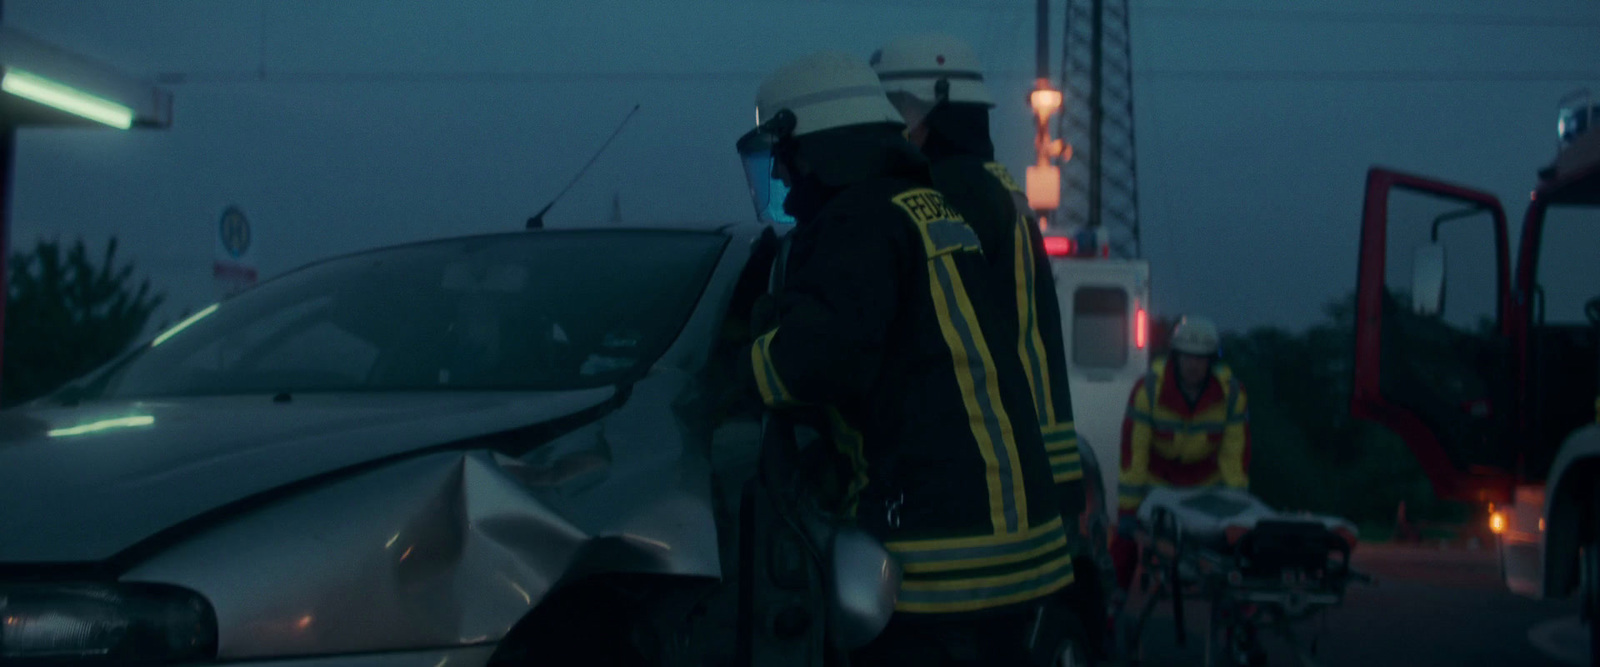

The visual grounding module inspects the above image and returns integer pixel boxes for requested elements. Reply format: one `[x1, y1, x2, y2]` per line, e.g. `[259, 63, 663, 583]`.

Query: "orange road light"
[1026, 80, 1069, 214]
[1030, 88, 1062, 121]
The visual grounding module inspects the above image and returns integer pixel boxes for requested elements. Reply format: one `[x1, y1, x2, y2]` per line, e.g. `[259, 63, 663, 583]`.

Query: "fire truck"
[1349, 90, 1600, 660]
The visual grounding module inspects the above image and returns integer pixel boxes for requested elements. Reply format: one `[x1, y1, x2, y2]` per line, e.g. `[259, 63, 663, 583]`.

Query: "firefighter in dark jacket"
[871, 33, 1084, 508]
[738, 51, 1074, 665]
[871, 33, 1103, 656]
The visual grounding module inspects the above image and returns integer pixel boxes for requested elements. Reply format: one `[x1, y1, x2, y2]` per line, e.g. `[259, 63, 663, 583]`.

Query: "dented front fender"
[121, 372, 722, 661]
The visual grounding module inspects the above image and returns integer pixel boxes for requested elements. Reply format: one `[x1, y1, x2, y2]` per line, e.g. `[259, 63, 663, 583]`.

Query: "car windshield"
[83, 230, 725, 398]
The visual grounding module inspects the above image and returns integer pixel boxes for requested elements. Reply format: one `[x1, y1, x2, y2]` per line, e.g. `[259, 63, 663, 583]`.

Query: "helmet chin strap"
[902, 78, 951, 142]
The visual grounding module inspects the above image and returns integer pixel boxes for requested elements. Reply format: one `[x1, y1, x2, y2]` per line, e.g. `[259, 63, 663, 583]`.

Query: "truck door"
[1351, 168, 1516, 503]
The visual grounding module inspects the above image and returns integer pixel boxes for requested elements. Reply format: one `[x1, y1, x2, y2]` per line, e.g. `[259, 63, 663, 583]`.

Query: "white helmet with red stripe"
[1171, 316, 1221, 356]
[869, 33, 996, 108]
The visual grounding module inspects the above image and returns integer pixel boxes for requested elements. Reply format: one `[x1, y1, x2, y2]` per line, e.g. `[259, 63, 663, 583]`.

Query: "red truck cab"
[1350, 91, 1600, 660]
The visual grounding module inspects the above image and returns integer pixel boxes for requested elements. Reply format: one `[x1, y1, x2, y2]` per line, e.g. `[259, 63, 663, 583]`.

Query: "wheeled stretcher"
[1121, 487, 1374, 667]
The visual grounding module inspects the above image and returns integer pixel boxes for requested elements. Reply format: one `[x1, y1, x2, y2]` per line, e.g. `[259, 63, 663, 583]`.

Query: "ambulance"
[1043, 224, 1153, 525]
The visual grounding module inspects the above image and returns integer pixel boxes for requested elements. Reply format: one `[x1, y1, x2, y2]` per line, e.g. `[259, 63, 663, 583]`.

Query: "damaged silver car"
[0, 224, 1107, 665]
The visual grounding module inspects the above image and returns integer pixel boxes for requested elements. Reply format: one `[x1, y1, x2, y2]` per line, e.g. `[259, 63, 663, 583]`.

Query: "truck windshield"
[1534, 205, 1599, 325]
[80, 231, 725, 398]
[1527, 203, 1600, 469]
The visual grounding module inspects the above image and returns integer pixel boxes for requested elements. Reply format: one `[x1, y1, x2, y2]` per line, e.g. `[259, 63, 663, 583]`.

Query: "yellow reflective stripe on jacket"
[989, 160, 1055, 427]
[888, 515, 1075, 614]
[895, 553, 1074, 614]
[1119, 372, 1155, 509]
[983, 161, 1025, 194]
[1132, 409, 1230, 434]
[751, 329, 800, 407]
[1044, 422, 1082, 483]
[1012, 218, 1056, 426]
[894, 187, 1029, 535]
[888, 516, 1069, 574]
[990, 163, 1075, 486]
[926, 254, 1028, 534]
[1134, 360, 1246, 471]
[1118, 484, 1150, 511]
[825, 408, 870, 519]
[1144, 386, 1231, 433]
[1050, 452, 1083, 484]
[1120, 396, 1153, 478]
[1043, 422, 1077, 453]
[1219, 379, 1250, 488]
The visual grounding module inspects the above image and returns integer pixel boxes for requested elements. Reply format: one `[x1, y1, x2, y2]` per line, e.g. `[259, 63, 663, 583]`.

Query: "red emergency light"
[1135, 307, 1148, 349]
[1043, 233, 1113, 259]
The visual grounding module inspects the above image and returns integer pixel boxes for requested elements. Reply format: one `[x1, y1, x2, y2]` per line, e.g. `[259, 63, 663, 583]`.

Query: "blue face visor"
[736, 127, 796, 225]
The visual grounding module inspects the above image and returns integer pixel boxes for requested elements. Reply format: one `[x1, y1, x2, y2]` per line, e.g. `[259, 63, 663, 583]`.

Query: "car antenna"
[526, 104, 642, 230]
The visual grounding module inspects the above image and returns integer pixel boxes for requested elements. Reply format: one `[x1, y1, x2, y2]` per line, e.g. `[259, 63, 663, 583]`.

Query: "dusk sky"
[6, 0, 1598, 332]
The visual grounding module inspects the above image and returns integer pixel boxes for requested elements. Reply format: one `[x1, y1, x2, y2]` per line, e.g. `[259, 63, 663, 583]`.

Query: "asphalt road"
[1125, 543, 1585, 667]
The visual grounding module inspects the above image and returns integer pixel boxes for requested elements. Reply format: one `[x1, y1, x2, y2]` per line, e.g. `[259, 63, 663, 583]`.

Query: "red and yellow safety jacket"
[1117, 357, 1251, 514]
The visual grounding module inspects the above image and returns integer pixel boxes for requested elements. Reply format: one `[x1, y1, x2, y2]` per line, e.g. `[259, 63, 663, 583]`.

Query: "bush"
[3, 238, 164, 406]
[1199, 294, 1469, 527]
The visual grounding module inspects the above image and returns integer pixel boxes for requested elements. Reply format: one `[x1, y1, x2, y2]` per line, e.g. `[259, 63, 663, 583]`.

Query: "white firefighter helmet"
[869, 33, 995, 108]
[1171, 316, 1221, 356]
[755, 51, 905, 138]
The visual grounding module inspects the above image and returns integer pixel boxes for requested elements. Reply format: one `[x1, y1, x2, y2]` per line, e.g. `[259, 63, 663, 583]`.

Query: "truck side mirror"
[1411, 243, 1447, 316]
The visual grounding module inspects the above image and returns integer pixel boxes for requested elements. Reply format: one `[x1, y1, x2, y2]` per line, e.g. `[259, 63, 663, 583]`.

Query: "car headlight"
[0, 583, 216, 665]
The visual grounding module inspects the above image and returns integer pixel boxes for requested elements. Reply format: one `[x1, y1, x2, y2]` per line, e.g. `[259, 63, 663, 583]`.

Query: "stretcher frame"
[1120, 503, 1375, 667]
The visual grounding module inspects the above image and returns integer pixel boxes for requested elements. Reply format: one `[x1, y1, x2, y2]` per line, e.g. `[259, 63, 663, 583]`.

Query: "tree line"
[1149, 300, 1467, 528]
[2, 238, 165, 406]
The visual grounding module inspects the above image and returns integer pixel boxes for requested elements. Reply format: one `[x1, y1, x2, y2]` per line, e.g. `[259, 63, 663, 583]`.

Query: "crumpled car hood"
[0, 389, 616, 564]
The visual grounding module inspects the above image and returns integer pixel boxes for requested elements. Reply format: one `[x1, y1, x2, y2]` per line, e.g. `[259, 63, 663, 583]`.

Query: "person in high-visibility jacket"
[1109, 316, 1251, 592]
[870, 32, 1084, 513]
[738, 51, 1074, 665]
[870, 33, 1100, 660]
